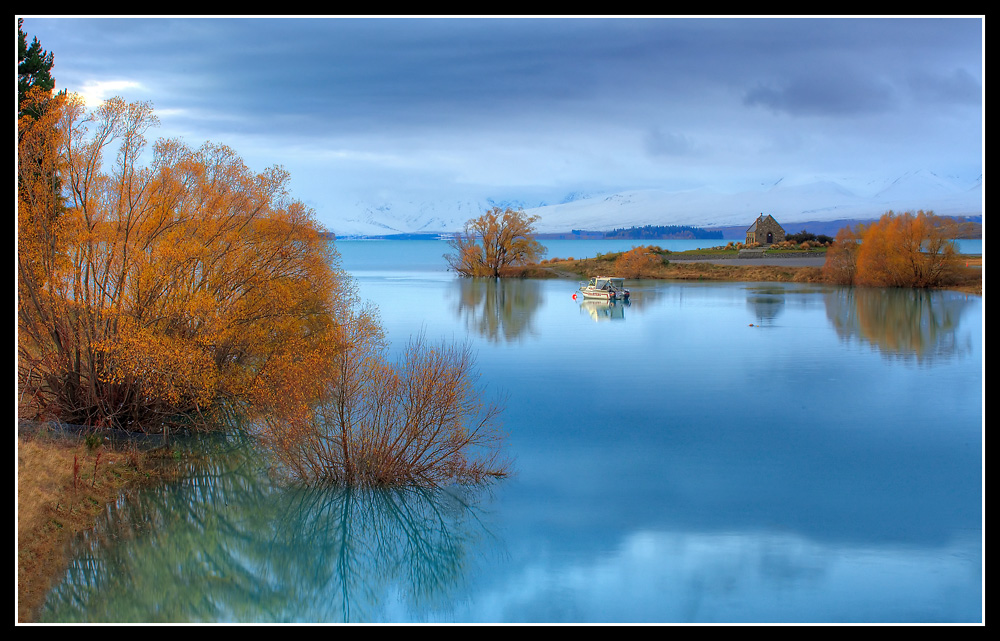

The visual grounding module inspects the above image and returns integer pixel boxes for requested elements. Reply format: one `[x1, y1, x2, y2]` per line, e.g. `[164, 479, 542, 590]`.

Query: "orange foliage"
[18, 88, 68, 300]
[822, 211, 960, 288]
[613, 245, 664, 278]
[445, 206, 545, 277]
[19, 92, 510, 487]
[821, 225, 864, 285]
[18, 93, 344, 432]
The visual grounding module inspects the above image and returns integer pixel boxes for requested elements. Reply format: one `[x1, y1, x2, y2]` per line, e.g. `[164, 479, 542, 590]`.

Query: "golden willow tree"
[18, 91, 508, 487]
[822, 211, 961, 288]
[18, 91, 340, 431]
[445, 206, 545, 277]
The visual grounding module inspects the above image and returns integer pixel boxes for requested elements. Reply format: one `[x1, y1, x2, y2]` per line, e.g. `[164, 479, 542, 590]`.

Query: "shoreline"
[524, 251, 982, 295]
[16, 425, 182, 623]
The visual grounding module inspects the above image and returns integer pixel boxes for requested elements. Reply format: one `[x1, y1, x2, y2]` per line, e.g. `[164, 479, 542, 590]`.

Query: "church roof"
[746, 214, 783, 232]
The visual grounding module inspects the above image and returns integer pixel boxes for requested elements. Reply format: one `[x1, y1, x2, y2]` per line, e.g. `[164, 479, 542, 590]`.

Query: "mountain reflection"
[41, 436, 499, 623]
[823, 287, 975, 362]
[450, 278, 542, 342]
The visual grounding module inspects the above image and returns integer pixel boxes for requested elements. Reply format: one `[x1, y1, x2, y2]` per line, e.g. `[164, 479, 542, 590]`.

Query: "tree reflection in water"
[824, 287, 975, 362]
[745, 286, 788, 327]
[450, 278, 542, 343]
[40, 434, 501, 623]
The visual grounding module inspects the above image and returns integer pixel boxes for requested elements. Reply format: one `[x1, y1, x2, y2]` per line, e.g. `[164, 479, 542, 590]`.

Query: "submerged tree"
[256, 329, 509, 487]
[445, 206, 545, 277]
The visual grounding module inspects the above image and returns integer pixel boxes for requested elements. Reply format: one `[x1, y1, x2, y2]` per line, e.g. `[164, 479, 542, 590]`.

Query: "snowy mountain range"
[325, 170, 982, 237]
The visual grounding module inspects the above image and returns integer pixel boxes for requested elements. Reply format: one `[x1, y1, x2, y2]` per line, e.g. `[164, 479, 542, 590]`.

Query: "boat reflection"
[579, 298, 629, 322]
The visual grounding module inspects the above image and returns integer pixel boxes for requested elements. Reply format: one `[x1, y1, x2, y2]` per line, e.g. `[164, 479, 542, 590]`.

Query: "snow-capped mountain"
[324, 171, 982, 237]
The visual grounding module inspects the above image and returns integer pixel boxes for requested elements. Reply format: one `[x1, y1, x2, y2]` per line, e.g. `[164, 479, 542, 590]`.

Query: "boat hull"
[580, 288, 628, 300]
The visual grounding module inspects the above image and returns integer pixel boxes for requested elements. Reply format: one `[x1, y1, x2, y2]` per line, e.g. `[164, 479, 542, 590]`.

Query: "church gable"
[745, 214, 785, 245]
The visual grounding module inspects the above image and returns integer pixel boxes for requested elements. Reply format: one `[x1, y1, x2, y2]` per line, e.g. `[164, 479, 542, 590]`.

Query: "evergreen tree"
[18, 18, 56, 120]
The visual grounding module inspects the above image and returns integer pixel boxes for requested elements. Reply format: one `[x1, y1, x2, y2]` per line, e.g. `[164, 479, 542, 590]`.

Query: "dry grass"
[16, 432, 176, 623]
[531, 256, 827, 284]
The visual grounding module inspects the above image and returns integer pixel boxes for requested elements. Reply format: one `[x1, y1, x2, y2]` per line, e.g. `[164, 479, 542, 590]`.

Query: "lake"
[40, 239, 983, 623]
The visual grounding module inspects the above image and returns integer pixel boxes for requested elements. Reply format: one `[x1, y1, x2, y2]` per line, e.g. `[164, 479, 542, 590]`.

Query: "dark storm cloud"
[644, 128, 696, 157]
[26, 17, 982, 128]
[742, 70, 898, 117]
[20, 16, 983, 222]
[906, 68, 982, 106]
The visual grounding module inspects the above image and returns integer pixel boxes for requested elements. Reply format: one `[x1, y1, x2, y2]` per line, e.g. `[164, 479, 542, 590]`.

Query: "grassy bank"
[16, 431, 181, 623]
[525, 257, 827, 284]
[520, 247, 982, 295]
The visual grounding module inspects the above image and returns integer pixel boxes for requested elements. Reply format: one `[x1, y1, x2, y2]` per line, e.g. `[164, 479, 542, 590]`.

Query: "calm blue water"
[41, 240, 983, 623]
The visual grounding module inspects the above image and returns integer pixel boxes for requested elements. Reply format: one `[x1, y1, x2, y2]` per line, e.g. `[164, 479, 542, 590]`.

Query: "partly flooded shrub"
[257, 331, 509, 488]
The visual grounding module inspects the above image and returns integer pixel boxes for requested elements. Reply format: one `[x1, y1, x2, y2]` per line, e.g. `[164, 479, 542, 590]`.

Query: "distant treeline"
[602, 225, 723, 240]
[544, 225, 723, 240]
[947, 216, 983, 239]
[321, 215, 981, 242]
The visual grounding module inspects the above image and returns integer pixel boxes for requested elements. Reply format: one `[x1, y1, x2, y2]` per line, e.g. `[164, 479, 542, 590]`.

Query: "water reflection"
[823, 287, 975, 362]
[745, 286, 787, 326]
[450, 278, 542, 342]
[36, 276, 982, 623]
[579, 299, 629, 322]
[41, 436, 501, 623]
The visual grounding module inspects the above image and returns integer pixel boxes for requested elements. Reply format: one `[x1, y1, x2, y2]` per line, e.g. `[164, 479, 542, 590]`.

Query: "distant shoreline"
[322, 214, 982, 242]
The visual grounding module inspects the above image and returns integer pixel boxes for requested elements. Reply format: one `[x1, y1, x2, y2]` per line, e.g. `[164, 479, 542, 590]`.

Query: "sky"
[20, 16, 984, 232]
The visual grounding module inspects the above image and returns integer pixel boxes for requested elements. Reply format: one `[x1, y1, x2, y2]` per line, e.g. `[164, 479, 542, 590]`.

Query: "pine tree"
[18, 18, 56, 121]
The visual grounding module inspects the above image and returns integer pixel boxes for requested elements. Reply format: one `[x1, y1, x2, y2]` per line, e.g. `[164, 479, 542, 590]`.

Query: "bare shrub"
[256, 331, 509, 487]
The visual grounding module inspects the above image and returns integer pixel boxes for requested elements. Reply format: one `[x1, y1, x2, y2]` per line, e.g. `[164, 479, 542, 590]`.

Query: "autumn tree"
[613, 245, 666, 278]
[821, 224, 865, 285]
[822, 211, 960, 288]
[18, 92, 510, 487]
[17, 19, 64, 258]
[18, 92, 345, 431]
[445, 206, 545, 277]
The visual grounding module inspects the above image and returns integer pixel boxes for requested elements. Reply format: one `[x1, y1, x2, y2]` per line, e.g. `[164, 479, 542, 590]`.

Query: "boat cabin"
[580, 276, 630, 300]
[586, 277, 625, 291]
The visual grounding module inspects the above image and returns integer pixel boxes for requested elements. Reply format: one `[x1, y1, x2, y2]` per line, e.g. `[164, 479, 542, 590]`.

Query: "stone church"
[745, 214, 785, 246]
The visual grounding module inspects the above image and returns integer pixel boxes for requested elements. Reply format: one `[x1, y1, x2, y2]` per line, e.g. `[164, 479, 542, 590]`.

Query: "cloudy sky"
[21, 16, 983, 231]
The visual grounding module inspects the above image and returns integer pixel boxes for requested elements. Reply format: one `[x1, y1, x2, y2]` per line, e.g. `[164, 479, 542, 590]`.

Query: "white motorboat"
[579, 276, 630, 301]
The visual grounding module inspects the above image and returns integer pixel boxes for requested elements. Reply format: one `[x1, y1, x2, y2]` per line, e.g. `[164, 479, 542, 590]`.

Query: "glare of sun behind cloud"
[77, 80, 144, 106]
